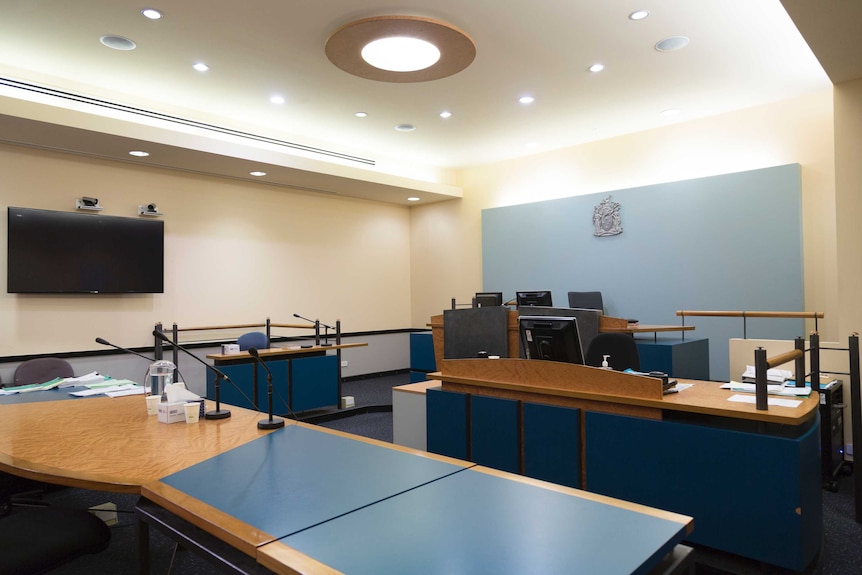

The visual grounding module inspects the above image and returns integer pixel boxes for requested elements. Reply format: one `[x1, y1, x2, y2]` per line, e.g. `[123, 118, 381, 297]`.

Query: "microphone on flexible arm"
[152, 330, 231, 420]
[248, 347, 285, 430]
[95, 337, 156, 363]
[96, 337, 189, 395]
[293, 313, 335, 346]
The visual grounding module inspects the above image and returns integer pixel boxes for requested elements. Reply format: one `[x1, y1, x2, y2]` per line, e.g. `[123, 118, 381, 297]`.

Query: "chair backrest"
[237, 331, 268, 351]
[585, 333, 641, 371]
[13, 358, 74, 386]
[568, 291, 604, 311]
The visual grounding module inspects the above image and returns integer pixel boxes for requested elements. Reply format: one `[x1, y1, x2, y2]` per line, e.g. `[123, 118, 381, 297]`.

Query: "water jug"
[147, 359, 176, 398]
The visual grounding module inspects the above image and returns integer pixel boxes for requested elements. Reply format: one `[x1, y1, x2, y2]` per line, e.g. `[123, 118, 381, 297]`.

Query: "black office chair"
[585, 333, 641, 371]
[13, 358, 74, 386]
[568, 291, 604, 311]
[0, 479, 112, 574]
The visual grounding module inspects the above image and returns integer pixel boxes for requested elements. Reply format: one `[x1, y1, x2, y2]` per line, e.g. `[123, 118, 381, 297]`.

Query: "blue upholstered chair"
[237, 331, 268, 351]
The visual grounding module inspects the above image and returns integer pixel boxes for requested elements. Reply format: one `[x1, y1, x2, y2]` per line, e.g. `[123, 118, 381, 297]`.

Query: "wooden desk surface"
[0, 395, 274, 493]
[206, 342, 367, 361]
[430, 358, 819, 426]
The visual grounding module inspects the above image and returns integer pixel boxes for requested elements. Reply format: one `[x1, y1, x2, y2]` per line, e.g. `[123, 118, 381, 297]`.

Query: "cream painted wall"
[834, 77, 862, 341]
[410, 89, 838, 342]
[1, 144, 412, 356]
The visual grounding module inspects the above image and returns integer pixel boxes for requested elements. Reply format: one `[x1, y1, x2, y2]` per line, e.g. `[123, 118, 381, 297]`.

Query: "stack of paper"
[740, 365, 793, 384]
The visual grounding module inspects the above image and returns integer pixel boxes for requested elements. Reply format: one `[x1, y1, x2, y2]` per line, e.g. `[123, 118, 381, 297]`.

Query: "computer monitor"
[519, 316, 584, 365]
[474, 292, 504, 307]
[516, 290, 553, 307]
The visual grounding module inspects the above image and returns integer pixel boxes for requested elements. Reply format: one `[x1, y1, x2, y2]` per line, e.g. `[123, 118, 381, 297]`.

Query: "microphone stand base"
[205, 409, 231, 420]
[258, 417, 285, 430]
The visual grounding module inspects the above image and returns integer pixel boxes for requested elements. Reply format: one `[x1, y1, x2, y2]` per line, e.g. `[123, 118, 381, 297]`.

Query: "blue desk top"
[159, 424, 468, 537]
[281, 468, 688, 575]
[0, 386, 88, 404]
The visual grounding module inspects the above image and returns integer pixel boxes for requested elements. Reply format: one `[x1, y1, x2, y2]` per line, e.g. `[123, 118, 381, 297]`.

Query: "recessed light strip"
[0, 77, 376, 166]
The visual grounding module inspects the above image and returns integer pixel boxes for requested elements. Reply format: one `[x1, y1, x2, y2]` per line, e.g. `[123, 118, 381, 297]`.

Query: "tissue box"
[221, 344, 240, 355]
[157, 401, 187, 424]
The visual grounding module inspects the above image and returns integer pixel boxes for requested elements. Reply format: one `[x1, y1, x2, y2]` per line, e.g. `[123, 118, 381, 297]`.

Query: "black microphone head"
[152, 330, 170, 342]
[247, 347, 260, 359]
[293, 313, 301, 318]
[95, 337, 110, 346]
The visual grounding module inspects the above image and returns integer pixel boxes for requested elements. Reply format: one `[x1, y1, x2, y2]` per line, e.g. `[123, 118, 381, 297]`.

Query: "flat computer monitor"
[516, 290, 553, 307]
[519, 316, 584, 365]
[474, 292, 504, 307]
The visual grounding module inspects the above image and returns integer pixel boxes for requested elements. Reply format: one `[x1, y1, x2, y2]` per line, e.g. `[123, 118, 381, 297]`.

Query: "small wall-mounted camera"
[75, 197, 103, 211]
[138, 203, 163, 217]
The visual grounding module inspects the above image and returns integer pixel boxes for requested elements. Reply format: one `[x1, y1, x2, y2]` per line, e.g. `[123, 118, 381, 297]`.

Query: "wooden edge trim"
[471, 466, 694, 534]
[766, 349, 804, 369]
[293, 421, 471, 468]
[258, 541, 345, 575]
[676, 310, 824, 319]
[142, 481, 276, 557]
[0, 460, 138, 494]
[176, 323, 267, 332]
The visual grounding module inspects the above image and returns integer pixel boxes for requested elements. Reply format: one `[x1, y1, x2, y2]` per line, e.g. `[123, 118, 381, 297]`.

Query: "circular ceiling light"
[519, 95, 535, 104]
[249, 171, 267, 177]
[362, 37, 440, 72]
[588, 63, 605, 73]
[407, 197, 421, 202]
[326, 15, 476, 83]
[439, 111, 452, 119]
[128, 150, 150, 157]
[141, 8, 162, 20]
[629, 10, 650, 21]
[193, 62, 210, 72]
[395, 123, 416, 132]
[655, 36, 690, 52]
[100, 35, 136, 50]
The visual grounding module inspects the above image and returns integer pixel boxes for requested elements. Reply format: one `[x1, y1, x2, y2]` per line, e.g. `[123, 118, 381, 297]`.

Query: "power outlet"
[90, 502, 118, 526]
[341, 360, 348, 368]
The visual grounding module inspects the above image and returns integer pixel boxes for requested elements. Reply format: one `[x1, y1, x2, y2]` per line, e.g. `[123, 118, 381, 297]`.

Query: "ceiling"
[0, 1, 857, 205]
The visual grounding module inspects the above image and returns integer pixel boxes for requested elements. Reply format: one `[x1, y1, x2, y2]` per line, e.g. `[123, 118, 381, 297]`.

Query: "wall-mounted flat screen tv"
[7, 207, 164, 294]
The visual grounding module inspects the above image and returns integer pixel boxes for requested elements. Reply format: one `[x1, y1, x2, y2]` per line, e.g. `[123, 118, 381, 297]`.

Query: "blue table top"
[159, 424, 469, 537]
[0, 386, 89, 404]
[281, 468, 688, 575]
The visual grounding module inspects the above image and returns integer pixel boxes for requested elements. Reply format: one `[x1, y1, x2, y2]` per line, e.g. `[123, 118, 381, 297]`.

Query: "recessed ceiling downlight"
[395, 123, 416, 132]
[129, 150, 149, 157]
[407, 197, 421, 202]
[362, 37, 441, 72]
[141, 8, 162, 20]
[655, 36, 690, 52]
[250, 171, 267, 177]
[100, 35, 136, 50]
[629, 10, 650, 20]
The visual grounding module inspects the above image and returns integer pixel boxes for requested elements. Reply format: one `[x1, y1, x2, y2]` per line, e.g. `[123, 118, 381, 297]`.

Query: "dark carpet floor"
[22, 372, 862, 574]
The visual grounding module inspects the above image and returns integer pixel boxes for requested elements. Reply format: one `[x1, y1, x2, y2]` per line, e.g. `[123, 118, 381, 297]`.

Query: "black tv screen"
[7, 207, 164, 294]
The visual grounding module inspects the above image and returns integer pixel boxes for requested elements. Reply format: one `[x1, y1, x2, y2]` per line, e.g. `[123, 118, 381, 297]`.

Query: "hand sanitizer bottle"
[601, 355, 612, 370]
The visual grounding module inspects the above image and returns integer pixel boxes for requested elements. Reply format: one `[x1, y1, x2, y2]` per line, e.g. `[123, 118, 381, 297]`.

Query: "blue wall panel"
[523, 402, 580, 488]
[290, 355, 338, 412]
[426, 388, 469, 460]
[482, 165, 804, 381]
[471, 395, 520, 473]
[584, 411, 822, 572]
